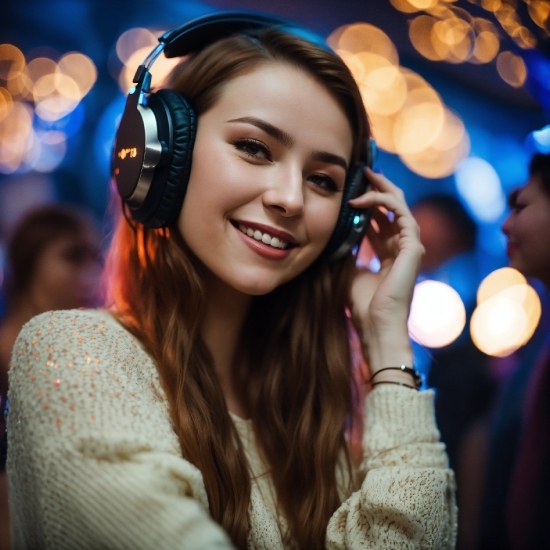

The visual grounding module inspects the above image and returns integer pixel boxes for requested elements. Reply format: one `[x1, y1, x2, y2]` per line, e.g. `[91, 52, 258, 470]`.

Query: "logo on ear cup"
[117, 148, 138, 160]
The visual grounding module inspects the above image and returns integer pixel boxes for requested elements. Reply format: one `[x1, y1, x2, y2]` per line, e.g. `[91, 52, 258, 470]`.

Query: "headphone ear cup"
[136, 89, 197, 227]
[322, 163, 370, 262]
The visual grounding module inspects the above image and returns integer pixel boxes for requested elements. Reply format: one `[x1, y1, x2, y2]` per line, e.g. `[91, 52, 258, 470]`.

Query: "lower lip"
[506, 243, 518, 257]
[234, 226, 293, 260]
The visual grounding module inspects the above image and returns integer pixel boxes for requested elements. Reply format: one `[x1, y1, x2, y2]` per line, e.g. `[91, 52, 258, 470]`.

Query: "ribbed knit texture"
[7, 310, 457, 549]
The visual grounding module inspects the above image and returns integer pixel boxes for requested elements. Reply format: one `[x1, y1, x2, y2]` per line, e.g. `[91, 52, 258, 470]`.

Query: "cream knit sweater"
[7, 309, 457, 549]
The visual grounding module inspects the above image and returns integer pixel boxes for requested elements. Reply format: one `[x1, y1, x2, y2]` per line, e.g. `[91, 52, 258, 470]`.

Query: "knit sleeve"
[6, 310, 235, 550]
[326, 385, 457, 549]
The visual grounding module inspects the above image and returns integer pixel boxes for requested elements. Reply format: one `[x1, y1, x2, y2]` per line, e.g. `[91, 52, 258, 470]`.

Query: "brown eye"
[233, 139, 271, 161]
[308, 173, 338, 193]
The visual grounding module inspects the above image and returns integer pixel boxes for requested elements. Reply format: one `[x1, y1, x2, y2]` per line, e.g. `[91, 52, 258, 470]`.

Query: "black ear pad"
[321, 163, 370, 262]
[133, 89, 197, 227]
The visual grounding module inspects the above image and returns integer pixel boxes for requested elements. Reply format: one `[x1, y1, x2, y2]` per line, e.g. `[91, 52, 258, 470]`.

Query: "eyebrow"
[227, 116, 348, 170]
[228, 117, 295, 148]
[311, 150, 348, 171]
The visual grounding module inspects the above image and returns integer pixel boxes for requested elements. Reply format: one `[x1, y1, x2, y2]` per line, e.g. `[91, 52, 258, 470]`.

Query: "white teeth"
[237, 223, 289, 249]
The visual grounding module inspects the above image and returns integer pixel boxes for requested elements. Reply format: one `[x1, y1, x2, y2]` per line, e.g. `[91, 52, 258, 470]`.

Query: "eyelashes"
[231, 138, 340, 193]
[233, 138, 271, 161]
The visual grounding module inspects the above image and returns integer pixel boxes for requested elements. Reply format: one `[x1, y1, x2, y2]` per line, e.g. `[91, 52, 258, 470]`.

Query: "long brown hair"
[105, 29, 370, 550]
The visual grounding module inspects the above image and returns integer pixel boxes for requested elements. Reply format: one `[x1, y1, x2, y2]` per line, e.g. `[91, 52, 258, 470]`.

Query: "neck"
[201, 273, 252, 418]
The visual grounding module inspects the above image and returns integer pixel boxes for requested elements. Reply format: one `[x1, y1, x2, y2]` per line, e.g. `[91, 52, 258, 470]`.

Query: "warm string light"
[390, 0, 545, 89]
[328, 24, 470, 178]
[0, 44, 96, 174]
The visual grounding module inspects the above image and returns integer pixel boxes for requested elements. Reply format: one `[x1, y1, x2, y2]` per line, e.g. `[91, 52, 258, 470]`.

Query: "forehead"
[516, 174, 547, 200]
[222, 62, 348, 116]
[210, 62, 354, 155]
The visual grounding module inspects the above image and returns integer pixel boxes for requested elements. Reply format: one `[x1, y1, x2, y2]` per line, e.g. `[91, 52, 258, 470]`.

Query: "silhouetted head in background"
[412, 194, 477, 273]
[503, 152, 550, 289]
[3, 204, 103, 313]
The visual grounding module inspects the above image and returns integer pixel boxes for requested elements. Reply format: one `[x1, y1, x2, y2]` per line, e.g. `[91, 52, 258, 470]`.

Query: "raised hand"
[348, 168, 424, 382]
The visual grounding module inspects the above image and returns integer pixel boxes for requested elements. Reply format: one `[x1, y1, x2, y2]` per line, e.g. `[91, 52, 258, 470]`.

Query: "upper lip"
[231, 219, 298, 245]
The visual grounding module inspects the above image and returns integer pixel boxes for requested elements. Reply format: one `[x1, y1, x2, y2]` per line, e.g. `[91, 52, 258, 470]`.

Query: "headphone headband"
[160, 12, 294, 58]
[133, 11, 333, 93]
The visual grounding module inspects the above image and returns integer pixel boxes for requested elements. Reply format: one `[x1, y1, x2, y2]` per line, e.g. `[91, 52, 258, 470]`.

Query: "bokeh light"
[471, 267, 542, 357]
[496, 51, 528, 87]
[328, 23, 399, 65]
[527, 0, 550, 33]
[454, 157, 506, 222]
[531, 125, 550, 153]
[0, 87, 13, 121]
[118, 46, 180, 93]
[476, 267, 526, 303]
[116, 28, 158, 64]
[408, 280, 467, 348]
[0, 44, 26, 81]
[58, 53, 97, 95]
[471, 292, 528, 356]
[334, 24, 470, 178]
[0, 42, 96, 173]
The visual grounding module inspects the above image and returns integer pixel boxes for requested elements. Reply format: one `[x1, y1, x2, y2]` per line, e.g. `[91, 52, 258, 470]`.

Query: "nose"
[262, 165, 304, 217]
[502, 212, 512, 237]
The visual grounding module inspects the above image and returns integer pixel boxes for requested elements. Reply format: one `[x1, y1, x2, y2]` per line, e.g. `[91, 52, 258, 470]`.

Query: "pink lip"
[232, 219, 298, 245]
[506, 242, 518, 257]
[232, 223, 294, 261]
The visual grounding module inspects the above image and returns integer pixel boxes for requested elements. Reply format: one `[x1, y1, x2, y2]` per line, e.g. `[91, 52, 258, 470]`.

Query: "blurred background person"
[0, 204, 103, 550]
[472, 152, 550, 550]
[411, 194, 495, 472]
[411, 194, 497, 549]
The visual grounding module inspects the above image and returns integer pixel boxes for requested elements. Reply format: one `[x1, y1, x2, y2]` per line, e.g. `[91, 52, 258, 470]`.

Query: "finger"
[370, 206, 395, 235]
[363, 167, 405, 195]
[349, 169, 410, 211]
[349, 190, 411, 221]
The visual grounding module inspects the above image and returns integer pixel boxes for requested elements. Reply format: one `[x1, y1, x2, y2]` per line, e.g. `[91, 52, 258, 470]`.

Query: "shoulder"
[9, 310, 177, 458]
[8, 309, 167, 437]
[11, 309, 153, 380]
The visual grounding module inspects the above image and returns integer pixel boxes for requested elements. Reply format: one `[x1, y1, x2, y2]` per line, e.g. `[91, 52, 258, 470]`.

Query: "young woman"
[6, 20, 456, 550]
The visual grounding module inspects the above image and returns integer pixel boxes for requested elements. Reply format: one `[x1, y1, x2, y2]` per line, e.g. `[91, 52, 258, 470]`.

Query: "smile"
[237, 223, 289, 249]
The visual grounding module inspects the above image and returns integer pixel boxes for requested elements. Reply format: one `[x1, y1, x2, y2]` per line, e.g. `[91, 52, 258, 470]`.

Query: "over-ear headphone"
[112, 10, 376, 262]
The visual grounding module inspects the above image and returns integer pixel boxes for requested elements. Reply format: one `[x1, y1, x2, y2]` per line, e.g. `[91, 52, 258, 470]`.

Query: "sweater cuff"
[363, 385, 441, 456]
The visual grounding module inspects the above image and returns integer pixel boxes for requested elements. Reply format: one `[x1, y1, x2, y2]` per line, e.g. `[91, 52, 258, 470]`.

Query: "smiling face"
[502, 173, 550, 286]
[178, 62, 353, 296]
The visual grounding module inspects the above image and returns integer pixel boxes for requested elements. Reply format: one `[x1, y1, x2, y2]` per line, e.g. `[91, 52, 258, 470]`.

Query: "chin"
[229, 276, 285, 296]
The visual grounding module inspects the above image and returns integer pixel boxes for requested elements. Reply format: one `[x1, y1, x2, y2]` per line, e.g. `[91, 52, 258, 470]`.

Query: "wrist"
[363, 340, 413, 375]
[368, 364, 422, 390]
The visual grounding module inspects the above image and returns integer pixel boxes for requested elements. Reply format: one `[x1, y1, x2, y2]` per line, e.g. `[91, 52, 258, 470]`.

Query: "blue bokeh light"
[454, 157, 507, 223]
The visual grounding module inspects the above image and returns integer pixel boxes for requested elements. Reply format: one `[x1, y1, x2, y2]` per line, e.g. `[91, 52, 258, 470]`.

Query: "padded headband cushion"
[142, 89, 197, 227]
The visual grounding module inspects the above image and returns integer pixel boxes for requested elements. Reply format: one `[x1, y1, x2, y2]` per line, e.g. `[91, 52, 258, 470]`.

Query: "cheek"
[306, 197, 342, 247]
